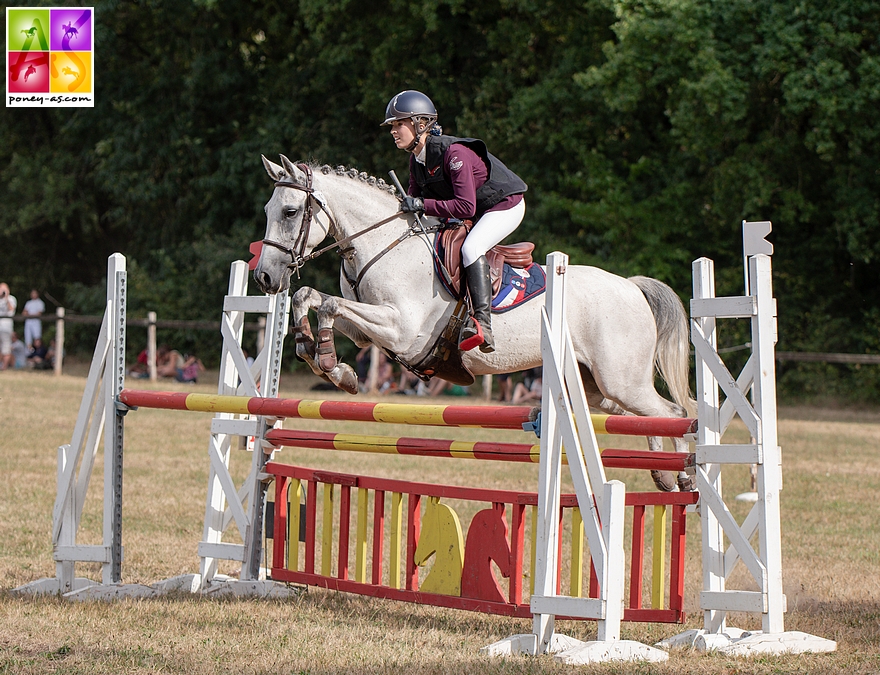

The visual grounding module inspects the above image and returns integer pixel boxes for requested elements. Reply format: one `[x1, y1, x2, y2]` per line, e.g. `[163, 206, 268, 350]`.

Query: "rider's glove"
[399, 196, 425, 214]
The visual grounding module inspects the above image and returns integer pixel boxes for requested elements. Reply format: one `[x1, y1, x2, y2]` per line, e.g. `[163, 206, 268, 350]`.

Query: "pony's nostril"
[255, 270, 273, 293]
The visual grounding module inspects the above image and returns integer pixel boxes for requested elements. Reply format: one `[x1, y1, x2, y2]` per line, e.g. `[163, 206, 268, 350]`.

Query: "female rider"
[382, 90, 527, 353]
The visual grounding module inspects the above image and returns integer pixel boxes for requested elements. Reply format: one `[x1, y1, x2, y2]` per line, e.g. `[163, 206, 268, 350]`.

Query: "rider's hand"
[399, 196, 425, 214]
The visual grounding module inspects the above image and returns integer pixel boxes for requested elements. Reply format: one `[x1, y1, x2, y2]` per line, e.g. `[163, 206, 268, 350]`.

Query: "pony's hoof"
[651, 470, 678, 492]
[331, 365, 359, 395]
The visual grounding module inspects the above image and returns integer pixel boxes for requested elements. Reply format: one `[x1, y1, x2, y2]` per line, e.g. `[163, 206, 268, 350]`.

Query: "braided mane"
[317, 164, 399, 196]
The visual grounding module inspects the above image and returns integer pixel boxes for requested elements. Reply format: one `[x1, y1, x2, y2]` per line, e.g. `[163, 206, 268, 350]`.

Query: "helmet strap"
[405, 118, 435, 153]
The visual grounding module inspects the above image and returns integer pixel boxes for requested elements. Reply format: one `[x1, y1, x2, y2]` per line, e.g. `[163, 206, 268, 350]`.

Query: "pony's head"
[254, 155, 334, 294]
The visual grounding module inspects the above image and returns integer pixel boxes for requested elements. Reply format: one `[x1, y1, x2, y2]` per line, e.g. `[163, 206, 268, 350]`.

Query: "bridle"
[261, 163, 341, 276]
[261, 163, 432, 292]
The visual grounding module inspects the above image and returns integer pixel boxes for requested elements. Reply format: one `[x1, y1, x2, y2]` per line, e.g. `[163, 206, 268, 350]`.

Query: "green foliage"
[0, 0, 878, 398]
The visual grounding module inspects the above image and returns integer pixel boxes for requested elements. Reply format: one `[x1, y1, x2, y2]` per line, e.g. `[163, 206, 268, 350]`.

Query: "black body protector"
[410, 134, 528, 218]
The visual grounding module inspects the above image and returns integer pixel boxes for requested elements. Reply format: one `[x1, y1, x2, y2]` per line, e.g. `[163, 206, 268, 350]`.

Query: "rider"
[382, 90, 528, 353]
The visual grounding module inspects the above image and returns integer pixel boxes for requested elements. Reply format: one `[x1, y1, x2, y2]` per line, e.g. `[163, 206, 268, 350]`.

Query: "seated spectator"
[156, 346, 184, 378]
[175, 355, 204, 383]
[512, 367, 542, 405]
[45, 339, 59, 370]
[10, 332, 28, 369]
[128, 348, 150, 378]
[27, 337, 51, 369]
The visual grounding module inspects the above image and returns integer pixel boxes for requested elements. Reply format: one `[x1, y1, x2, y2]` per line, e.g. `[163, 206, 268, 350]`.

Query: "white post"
[531, 251, 567, 654]
[54, 307, 65, 376]
[484, 251, 666, 664]
[147, 311, 157, 382]
[661, 221, 836, 656]
[367, 344, 380, 393]
[751, 254, 785, 634]
[102, 253, 126, 585]
[692, 256, 726, 634]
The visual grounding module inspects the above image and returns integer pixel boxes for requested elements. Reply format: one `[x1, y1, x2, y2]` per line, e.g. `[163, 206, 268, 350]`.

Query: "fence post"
[147, 311, 157, 382]
[367, 344, 380, 393]
[54, 307, 65, 376]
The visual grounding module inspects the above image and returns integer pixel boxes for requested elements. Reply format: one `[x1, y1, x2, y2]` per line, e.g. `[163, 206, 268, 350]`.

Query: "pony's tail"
[629, 276, 695, 414]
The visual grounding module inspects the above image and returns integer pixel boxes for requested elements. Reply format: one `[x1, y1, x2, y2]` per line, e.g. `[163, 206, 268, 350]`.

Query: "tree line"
[2, 0, 878, 401]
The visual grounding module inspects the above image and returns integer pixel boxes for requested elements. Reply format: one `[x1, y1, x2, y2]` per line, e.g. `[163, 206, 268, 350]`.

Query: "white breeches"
[461, 198, 526, 267]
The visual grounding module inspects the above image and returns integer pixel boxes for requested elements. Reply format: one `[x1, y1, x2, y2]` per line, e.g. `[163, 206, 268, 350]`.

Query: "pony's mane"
[316, 164, 399, 197]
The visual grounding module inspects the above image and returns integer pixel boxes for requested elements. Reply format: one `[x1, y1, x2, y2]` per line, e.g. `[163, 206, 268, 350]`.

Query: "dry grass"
[1, 367, 879, 673]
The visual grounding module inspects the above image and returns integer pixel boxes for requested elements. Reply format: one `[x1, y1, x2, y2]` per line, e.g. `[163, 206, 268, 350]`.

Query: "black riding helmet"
[382, 90, 437, 151]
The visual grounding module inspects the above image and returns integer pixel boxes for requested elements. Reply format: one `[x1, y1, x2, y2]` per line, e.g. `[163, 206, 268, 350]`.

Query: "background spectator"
[156, 345, 184, 378]
[0, 283, 17, 370]
[10, 331, 27, 369]
[27, 337, 50, 369]
[22, 289, 44, 349]
[175, 355, 204, 383]
[512, 367, 542, 404]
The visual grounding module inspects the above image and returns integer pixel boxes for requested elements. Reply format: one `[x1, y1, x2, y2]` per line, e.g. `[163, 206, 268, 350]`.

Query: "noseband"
[262, 163, 339, 275]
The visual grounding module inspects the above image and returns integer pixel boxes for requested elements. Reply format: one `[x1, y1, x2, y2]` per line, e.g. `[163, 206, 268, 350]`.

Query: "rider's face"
[390, 119, 419, 150]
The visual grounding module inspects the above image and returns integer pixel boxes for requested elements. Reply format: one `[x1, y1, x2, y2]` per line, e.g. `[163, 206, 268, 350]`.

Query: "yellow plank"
[570, 507, 584, 597]
[389, 492, 403, 589]
[287, 480, 303, 572]
[355, 488, 368, 583]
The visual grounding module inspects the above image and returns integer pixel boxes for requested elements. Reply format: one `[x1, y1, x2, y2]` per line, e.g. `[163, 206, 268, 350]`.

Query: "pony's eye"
[283, 206, 298, 219]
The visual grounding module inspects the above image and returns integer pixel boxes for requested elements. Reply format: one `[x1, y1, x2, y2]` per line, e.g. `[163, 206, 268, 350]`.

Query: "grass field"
[2, 366, 880, 674]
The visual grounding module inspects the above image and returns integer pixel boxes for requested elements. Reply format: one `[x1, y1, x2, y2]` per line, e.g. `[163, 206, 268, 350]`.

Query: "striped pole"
[264, 429, 693, 471]
[118, 389, 697, 437]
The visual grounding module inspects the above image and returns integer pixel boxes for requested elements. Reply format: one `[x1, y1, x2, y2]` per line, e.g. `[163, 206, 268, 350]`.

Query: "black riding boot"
[459, 256, 495, 353]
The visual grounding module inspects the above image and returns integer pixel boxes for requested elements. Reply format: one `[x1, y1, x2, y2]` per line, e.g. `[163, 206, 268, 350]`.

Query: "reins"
[262, 163, 410, 281]
[263, 163, 450, 300]
[262, 162, 469, 384]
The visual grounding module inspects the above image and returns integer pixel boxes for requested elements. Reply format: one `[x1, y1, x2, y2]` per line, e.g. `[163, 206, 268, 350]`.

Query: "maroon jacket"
[409, 140, 524, 220]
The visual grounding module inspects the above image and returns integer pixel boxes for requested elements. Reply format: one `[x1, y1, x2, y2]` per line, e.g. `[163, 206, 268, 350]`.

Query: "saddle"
[410, 222, 537, 388]
[437, 221, 535, 297]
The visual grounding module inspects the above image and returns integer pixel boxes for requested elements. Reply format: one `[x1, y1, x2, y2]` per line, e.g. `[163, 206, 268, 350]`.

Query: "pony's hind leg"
[584, 365, 694, 492]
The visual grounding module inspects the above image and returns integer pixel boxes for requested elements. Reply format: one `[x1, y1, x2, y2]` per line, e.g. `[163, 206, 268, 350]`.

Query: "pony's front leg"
[291, 287, 359, 394]
[290, 287, 327, 376]
[314, 295, 407, 396]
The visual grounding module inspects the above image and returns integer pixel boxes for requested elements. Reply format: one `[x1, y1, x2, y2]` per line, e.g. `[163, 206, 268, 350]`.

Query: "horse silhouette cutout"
[24, 65, 37, 82]
[21, 27, 38, 38]
[461, 504, 512, 603]
[62, 66, 79, 78]
[62, 22, 79, 40]
[413, 497, 464, 595]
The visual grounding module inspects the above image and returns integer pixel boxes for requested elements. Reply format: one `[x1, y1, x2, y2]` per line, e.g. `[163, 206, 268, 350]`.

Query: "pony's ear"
[262, 155, 284, 181]
[279, 154, 303, 182]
